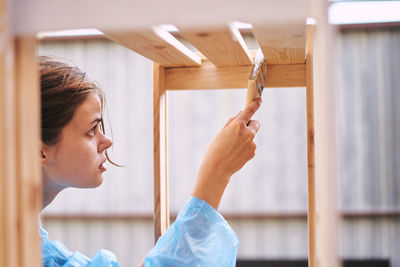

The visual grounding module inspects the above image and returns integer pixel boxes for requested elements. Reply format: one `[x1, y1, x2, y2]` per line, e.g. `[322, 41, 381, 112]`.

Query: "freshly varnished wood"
[105, 27, 201, 67]
[179, 26, 253, 66]
[252, 23, 306, 64]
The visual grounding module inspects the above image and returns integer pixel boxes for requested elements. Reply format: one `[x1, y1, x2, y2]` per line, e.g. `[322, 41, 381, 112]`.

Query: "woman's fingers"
[224, 97, 262, 129]
[235, 97, 262, 124]
[247, 120, 260, 134]
[223, 111, 242, 128]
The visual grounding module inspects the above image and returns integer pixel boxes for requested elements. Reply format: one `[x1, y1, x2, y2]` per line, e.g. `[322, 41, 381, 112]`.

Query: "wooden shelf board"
[178, 25, 253, 66]
[105, 27, 201, 67]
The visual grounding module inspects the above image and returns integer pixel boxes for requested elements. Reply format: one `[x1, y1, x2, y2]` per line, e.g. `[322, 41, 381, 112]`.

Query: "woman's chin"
[92, 176, 104, 188]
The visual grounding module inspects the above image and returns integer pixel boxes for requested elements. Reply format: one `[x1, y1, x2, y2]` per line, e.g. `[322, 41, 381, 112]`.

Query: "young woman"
[39, 56, 261, 267]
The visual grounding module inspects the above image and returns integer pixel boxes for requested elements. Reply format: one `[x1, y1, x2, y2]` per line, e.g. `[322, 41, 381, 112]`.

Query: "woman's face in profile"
[42, 93, 113, 189]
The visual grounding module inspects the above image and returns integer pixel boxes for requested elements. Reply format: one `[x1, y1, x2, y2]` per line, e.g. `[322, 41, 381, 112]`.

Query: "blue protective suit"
[41, 196, 239, 267]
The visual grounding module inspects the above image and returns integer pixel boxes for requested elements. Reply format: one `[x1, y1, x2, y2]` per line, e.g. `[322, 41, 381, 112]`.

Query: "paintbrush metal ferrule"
[251, 49, 266, 96]
[244, 48, 267, 107]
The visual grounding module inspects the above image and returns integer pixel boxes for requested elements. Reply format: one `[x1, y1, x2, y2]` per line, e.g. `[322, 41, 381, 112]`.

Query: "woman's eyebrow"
[90, 117, 102, 124]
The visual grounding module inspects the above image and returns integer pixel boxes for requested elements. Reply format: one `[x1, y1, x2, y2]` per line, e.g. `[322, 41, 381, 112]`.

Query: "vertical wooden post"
[306, 24, 316, 267]
[153, 62, 169, 242]
[14, 36, 42, 267]
[0, 2, 18, 266]
[310, 0, 340, 266]
[1, 0, 41, 265]
[1, 1, 41, 264]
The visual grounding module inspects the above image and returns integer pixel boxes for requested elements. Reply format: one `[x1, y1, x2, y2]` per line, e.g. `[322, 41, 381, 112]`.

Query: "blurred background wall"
[39, 26, 400, 267]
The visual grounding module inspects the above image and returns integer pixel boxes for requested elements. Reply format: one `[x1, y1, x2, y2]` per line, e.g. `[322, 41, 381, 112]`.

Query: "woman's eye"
[89, 124, 98, 136]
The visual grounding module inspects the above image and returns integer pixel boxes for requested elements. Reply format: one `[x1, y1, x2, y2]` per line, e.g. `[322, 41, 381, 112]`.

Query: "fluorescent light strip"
[231, 21, 253, 30]
[37, 28, 103, 39]
[329, 1, 400, 25]
[159, 24, 179, 32]
[160, 22, 253, 32]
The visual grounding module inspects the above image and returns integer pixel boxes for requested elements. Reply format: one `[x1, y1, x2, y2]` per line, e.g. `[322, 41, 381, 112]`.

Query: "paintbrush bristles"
[254, 48, 265, 64]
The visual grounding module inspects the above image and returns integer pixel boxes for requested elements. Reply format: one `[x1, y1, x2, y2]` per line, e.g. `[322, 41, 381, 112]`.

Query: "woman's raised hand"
[192, 98, 262, 209]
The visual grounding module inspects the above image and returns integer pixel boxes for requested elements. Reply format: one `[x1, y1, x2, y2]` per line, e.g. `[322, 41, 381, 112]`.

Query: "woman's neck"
[42, 175, 65, 210]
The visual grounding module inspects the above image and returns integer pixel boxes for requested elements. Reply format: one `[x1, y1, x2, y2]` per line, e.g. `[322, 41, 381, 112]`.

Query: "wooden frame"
[153, 60, 308, 241]
[149, 24, 319, 267]
[3, 1, 340, 266]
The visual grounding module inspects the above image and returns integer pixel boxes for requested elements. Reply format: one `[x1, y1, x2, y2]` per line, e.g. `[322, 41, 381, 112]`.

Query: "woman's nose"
[98, 135, 113, 152]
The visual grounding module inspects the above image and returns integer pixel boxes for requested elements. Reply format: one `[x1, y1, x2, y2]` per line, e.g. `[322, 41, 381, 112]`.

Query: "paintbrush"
[245, 48, 267, 107]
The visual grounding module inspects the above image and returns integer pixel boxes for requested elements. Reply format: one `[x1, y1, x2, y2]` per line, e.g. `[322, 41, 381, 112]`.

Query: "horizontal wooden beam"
[165, 61, 306, 90]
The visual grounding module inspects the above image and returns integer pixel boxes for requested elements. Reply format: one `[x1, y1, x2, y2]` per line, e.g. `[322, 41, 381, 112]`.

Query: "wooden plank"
[14, 36, 42, 267]
[165, 61, 305, 90]
[306, 24, 316, 267]
[105, 27, 201, 67]
[179, 25, 253, 66]
[153, 63, 169, 242]
[252, 23, 306, 64]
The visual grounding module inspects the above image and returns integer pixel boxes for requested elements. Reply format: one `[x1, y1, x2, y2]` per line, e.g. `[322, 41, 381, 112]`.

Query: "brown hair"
[39, 55, 119, 166]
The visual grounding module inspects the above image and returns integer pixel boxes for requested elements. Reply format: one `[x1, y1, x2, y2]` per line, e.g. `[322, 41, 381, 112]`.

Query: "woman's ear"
[40, 143, 48, 167]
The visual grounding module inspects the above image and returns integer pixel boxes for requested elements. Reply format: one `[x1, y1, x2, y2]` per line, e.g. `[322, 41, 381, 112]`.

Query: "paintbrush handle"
[245, 79, 259, 108]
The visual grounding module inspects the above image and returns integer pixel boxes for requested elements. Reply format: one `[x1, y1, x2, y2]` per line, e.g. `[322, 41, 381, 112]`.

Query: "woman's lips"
[99, 161, 107, 172]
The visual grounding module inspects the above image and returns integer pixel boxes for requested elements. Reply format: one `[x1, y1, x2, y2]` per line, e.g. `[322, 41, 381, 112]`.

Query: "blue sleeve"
[144, 196, 239, 267]
[40, 225, 120, 267]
